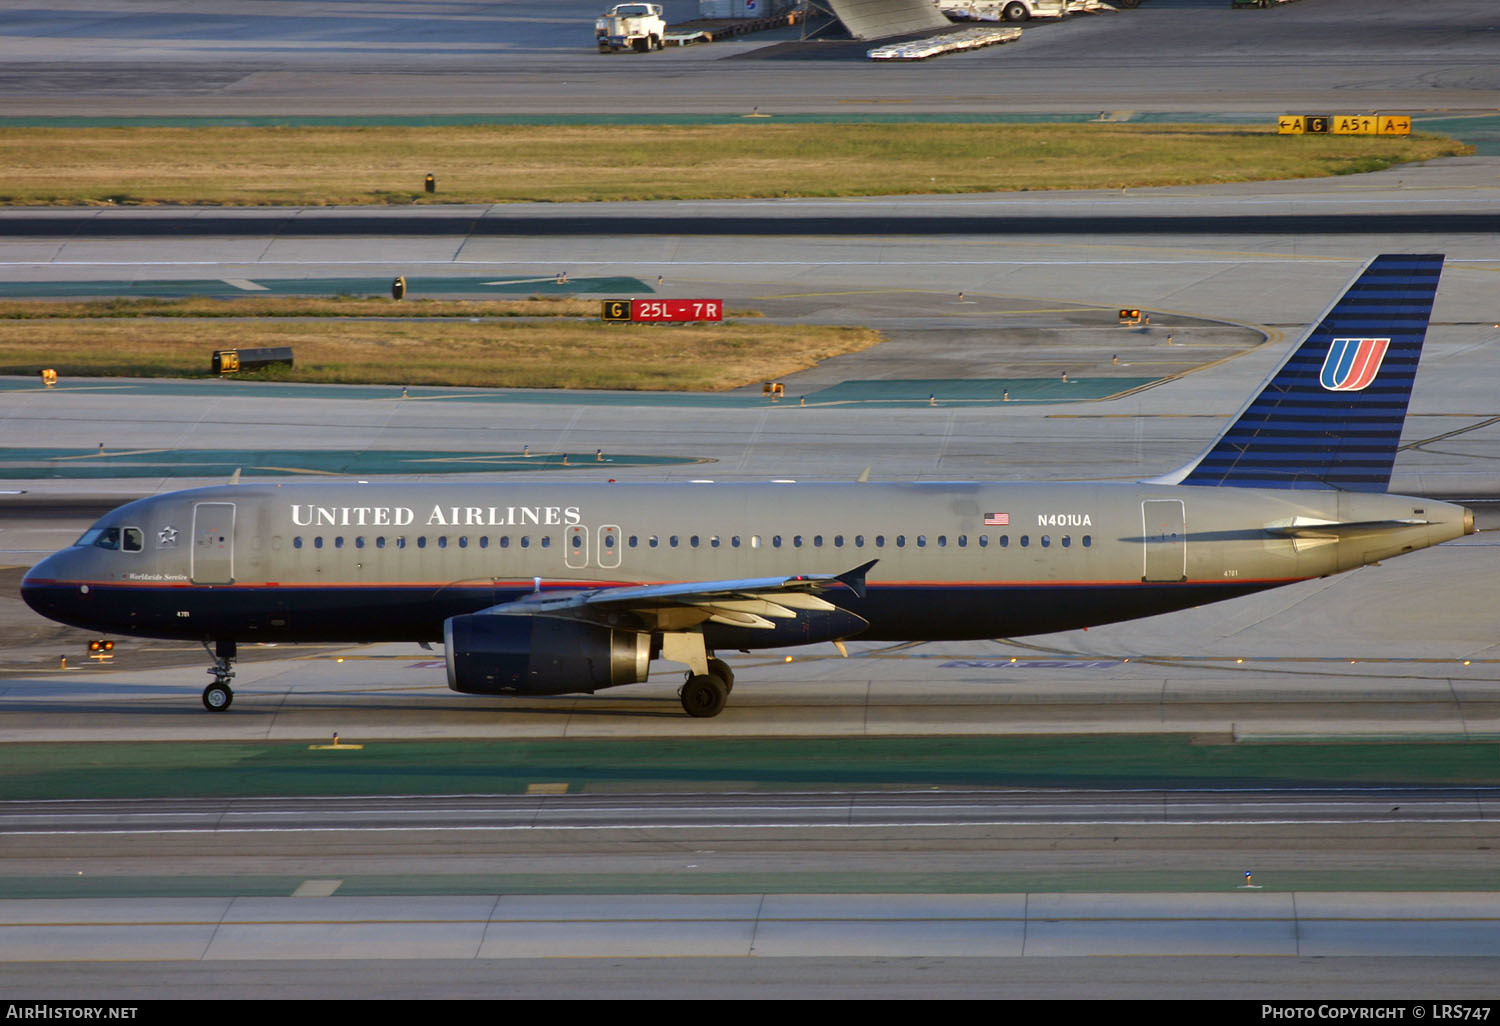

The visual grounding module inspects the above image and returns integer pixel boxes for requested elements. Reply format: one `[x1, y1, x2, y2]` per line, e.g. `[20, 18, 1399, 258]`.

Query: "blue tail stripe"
[1179, 254, 1442, 492]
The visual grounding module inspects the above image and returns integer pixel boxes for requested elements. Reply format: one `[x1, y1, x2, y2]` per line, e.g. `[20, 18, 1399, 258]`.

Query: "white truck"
[596, 3, 667, 52]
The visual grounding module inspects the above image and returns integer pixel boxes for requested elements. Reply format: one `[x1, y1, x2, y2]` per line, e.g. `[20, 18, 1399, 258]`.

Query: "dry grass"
[0, 318, 881, 391]
[0, 123, 1470, 205]
[0, 296, 603, 319]
[0, 296, 760, 320]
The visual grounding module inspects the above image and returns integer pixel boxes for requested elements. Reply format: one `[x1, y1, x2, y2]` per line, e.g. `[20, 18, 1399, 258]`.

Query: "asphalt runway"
[4, 0, 1500, 1000]
[2, 0, 1496, 116]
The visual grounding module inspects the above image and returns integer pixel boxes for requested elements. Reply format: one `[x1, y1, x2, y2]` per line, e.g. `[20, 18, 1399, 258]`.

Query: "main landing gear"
[679, 657, 735, 718]
[202, 639, 236, 711]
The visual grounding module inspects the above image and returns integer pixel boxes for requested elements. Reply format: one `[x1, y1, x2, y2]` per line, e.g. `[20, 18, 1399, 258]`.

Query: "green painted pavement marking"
[0, 447, 705, 479]
[2, 869, 1496, 899]
[3, 736, 1497, 801]
[804, 377, 1161, 404]
[0, 276, 652, 299]
[3, 376, 1150, 409]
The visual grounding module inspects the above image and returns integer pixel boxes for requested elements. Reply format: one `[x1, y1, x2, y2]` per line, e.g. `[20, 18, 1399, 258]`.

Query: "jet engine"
[444, 613, 650, 695]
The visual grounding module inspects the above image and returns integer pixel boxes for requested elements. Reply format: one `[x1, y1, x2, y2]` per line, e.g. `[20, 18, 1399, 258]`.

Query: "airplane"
[20, 254, 1472, 717]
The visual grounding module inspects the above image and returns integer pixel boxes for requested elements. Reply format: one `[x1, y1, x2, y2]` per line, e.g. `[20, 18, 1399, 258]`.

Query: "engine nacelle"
[444, 613, 650, 696]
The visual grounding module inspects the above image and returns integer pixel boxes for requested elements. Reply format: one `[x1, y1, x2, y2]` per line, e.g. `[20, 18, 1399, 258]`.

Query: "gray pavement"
[1, 0, 1496, 116]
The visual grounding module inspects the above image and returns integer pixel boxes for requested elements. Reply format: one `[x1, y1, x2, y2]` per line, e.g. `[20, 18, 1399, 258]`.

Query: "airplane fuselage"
[21, 479, 1470, 649]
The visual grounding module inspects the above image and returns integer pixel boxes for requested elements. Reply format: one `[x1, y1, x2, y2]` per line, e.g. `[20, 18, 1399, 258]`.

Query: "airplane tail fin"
[1167, 254, 1443, 492]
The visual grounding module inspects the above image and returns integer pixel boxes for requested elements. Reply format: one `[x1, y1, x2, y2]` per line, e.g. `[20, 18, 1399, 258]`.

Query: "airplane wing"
[477, 559, 878, 633]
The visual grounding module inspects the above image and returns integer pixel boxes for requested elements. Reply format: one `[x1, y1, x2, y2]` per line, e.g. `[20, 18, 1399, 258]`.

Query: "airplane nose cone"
[20, 553, 79, 624]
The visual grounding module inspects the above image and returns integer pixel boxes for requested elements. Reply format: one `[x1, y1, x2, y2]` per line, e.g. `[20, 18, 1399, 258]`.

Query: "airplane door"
[192, 502, 236, 584]
[598, 525, 621, 569]
[1141, 499, 1186, 583]
[565, 524, 589, 570]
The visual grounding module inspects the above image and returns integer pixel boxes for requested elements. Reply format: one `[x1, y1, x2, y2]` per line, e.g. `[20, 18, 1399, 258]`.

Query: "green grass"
[2, 735, 1496, 800]
[0, 123, 1472, 205]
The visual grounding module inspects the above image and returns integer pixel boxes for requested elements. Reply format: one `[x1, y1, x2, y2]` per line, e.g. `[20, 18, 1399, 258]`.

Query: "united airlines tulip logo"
[1320, 337, 1390, 391]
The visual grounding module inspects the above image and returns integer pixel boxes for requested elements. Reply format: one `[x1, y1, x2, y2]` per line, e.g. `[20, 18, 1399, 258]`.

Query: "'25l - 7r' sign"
[602, 299, 723, 323]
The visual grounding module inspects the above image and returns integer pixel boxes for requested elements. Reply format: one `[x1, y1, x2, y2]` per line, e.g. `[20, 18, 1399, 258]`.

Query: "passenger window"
[1020, 535, 1030, 547]
[500, 536, 510, 548]
[916, 536, 927, 547]
[1062, 536, 1071, 548]
[1041, 535, 1050, 547]
[376, 537, 387, 549]
[355, 536, 365, 549]
[793, 535, 804, 548]
[540, 536, 550, 548]
[813, 535, 823, 547]
[710, 535, 720, 548]
[437, 536, 447, 549]
[854, 535, 864, 548]
[999, 535, 1008, 548]
[416, 537, 426, 549]
[649, 535, 659, 548]
[979, 535, 989, 548]
[396, 537, 406, 550]
[691, 535, 700, 548]
[772, 535, 782, 548]
[479, 536, 489, 549]
[896, 535, 906, 548]
[520, 536, 530, 548]
[670, 535, 679, 547]
[958, 535, 967, 547]
[834, 535, 844, 547]
[1083, 535, 1092, 548]
[731, 536, 741, 548]
[875, 535, 885, 547]
[335, 537, 345, 549]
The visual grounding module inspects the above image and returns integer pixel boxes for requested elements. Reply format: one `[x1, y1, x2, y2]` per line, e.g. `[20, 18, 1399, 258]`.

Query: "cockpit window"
[79, 526, 144, 552]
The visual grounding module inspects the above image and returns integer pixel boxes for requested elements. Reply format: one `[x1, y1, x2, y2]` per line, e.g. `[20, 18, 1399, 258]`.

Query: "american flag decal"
[984, 512, 1010, 526]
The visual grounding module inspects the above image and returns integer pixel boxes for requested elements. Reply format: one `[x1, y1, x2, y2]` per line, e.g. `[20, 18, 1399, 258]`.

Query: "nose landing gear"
[201, 639, 236, 711]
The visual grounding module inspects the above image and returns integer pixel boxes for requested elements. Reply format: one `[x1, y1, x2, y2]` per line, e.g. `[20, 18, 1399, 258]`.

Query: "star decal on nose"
[158, 525, 179, 547]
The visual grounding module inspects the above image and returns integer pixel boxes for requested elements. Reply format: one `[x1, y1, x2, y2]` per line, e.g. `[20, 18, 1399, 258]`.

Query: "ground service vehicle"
[596, 3, 666, 51]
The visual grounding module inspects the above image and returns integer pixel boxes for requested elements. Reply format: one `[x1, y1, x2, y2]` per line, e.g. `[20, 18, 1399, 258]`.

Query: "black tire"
[681, 674, 728, 718]
[202, 682, 233, 712]
[633, 37, 649, 53]
[1001, 2, 1028, 22]
[651, 35, 662, 50]
[707, 658, 735, 693]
